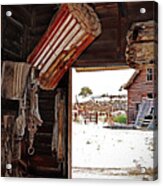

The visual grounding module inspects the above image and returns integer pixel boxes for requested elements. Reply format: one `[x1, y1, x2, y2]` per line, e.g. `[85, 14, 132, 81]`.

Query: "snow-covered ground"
[72, 122, 158, 180]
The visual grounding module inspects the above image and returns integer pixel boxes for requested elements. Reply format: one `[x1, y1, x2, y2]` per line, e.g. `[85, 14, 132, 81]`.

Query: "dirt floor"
[72, 122, 158, 180]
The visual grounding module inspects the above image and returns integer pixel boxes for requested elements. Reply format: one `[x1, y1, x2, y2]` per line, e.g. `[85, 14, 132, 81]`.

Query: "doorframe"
[68, 68, 72, 178]
[67, 66, 131, 178]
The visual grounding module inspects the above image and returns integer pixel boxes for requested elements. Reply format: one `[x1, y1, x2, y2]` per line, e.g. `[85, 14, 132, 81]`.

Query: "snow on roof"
[77, 94, 127, 103]
[77, 95, 93, 103]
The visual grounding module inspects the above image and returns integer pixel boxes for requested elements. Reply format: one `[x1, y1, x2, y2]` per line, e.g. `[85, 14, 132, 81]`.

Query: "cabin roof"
[122, 70, 140, 89]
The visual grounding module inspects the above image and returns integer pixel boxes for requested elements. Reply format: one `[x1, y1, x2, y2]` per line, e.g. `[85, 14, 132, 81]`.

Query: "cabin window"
[147, 93, 153, 99]
[146, 68, 153, 81]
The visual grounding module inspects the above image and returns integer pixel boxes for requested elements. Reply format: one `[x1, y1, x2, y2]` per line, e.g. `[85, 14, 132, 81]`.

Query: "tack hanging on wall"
[27, 3, 102, 90]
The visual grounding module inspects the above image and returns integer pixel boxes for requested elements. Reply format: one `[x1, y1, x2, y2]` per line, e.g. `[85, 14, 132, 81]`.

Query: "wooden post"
[96, 112, 98, 124]
[2, 115, 15, 176]
[51, 92, 59, 158]
[90, 113, 91, 123]
[68, 68, 72, 179]
[58, 98, 64, 162]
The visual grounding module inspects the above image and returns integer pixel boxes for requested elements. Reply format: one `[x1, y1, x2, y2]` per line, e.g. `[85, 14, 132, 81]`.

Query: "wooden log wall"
[126, 20, 157, 67]
[1, 4, 69, 178]
[2, 5, 31, 61]
[1, 5, 59, 61]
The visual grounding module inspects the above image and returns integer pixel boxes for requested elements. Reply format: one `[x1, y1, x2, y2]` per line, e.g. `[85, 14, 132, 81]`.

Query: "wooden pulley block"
[125, 20, 157, 67]
[27, 3, 102, 90]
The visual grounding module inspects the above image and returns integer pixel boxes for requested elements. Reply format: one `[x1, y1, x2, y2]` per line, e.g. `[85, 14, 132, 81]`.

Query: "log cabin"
[123, 63, 156, 125]
[1, 2, 157, 178]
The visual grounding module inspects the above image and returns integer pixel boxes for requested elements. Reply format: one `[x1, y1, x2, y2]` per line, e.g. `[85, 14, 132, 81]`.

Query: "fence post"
[95, 112, 98, 124]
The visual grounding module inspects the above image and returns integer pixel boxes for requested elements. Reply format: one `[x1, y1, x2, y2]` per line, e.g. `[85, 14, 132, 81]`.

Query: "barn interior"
[1, 2, 157, 178]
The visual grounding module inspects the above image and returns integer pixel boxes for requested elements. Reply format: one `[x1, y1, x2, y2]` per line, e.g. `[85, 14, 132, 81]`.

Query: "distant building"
[123, 64, 155, 124]
[72, 94, 127, 124]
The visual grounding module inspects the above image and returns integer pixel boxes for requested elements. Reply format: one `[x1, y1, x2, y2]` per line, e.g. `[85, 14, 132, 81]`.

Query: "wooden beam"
[79, 51, 117, 61]
[98, 29, 117, 41]
[4, 39, 21, 51]
[75, 65, 130, 72]
[100, 17, 119, 29]
[3, 5, 31, 26]
[33, 4, 59, 14]
[97, 9, 118, 18]
[30, 26, 47, 36]
[117, 3, 122, 57]
[29, 31, 48, 42]
[3, 48, 20, 59]
[68, 68, 72, 179]
[2, 24, 22, 42]
[83, 40, 117, 53]
[95, 2, 117, 10]
[118, 2, 128, 17]
[34, 15, 53, 27]
[73, 59, 126, 68]
[6, 16, 24, 31]
[97, 6, 118, 18]
[35, 12, 54, 22]
[10, 5, 31, 19]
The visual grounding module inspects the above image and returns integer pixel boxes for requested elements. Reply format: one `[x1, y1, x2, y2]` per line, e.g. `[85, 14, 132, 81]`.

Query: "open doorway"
[71, 68, 157, 180]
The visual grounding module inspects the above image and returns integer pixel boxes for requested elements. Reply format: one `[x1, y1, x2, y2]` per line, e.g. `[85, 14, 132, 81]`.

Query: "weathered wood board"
[125, 20, 157, 67]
